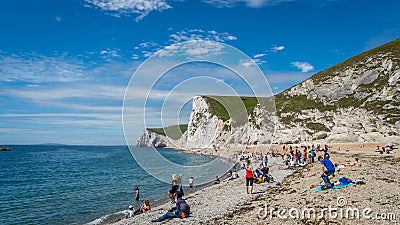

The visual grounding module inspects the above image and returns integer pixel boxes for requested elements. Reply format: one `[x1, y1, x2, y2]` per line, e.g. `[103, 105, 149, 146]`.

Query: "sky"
[0, 0, 399, 145]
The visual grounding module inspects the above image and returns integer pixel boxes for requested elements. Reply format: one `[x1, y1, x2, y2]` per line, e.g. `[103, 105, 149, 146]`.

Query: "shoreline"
[109, 142, 399, 224]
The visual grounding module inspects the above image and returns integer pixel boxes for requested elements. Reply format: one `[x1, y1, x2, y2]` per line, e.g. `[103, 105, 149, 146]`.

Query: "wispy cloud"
[202, 0, 294, 8]
[133, 29, 237, 58]
[271, 45, 285, 52]
[253, 53, 266, 58]
[84, 0, 172, 21]
[291, 61, 314, 72]
[0, 52, 87, 84]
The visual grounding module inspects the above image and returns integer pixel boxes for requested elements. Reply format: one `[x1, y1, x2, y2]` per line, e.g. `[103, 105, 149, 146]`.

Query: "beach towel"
[311, 184, 351, 193]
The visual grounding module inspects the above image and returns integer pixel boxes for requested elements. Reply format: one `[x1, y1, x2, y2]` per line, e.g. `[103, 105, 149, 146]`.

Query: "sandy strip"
[111, 143, 399, 225]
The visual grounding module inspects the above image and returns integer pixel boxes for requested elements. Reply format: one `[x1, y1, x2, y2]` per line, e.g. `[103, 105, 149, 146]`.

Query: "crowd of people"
[125, 143, 370, 222]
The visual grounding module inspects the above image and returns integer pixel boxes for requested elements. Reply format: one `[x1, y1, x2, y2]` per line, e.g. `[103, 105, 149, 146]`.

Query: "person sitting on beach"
[126, 205, 135, 218]
[226, 169, 233, 178]
[318, 155, 335, 187]
[254, 169, 264, 183]
[230, 171, 239, 180]
[341, 157, 361, 167]
[214, 176, 220, 184]
[151, 192, 190, 222]
[134, 199, 151, 215]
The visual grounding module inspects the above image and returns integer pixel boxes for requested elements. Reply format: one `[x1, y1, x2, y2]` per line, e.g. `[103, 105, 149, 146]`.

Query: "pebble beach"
[112, 143, 400, 225]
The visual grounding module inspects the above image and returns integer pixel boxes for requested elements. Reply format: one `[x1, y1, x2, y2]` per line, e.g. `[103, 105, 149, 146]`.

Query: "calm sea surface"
[0, 145, 222, 225]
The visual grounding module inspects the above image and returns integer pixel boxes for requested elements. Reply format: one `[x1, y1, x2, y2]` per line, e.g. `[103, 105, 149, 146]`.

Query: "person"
[245, 160, 254, 194]
[188, 177, 194, 192]
[342, 157, 361, 167]
[168, 180, 179, 203]
[134, 199, 151, 215]
[318, 155, 335, 187]
[230, 171, 239, 180]
[126, 205, 135, 218]
[151, 191, 189, 222]
[214, 176, 220, 184]
[310, 149, 316, 163]
[263, 155, 268, 167]
[135, 186, 139, 201]
[177, 174, 184, 196]
[302, 149, 308, 163]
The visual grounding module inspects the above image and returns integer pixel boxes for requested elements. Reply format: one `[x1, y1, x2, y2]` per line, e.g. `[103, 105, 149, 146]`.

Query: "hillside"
[137, 39, 400, 148]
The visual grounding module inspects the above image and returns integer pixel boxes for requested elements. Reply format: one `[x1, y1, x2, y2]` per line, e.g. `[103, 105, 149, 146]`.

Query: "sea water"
[0, 145, 225, 225]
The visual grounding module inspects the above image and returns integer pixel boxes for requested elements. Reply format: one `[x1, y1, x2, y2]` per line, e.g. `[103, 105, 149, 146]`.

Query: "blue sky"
[0, 0, 399, 145]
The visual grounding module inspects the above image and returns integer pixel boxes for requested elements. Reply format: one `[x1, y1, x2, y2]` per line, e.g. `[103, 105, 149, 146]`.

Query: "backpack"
[179, 200, 190, 218]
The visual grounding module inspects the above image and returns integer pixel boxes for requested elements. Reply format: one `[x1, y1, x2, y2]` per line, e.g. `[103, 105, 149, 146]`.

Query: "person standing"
[263, 155, 268, 167]
[177, 174, 184, 196]
[188, 177, 194, 192]
[245, 160, 254, 194]
[135, 186, 140, 201]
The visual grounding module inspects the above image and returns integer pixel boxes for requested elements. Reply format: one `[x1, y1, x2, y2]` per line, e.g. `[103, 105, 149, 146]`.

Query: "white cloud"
[134, 29, 237, 58]
[291, 61, 314, 72]
[168, 29, 237, 43]
[253, 53, 266, 58]
[203, 0, 294, 8]
[271, 45, 285, 52]
[84, 0, 172, 21]
[0, 52, 87, 83]
[55, 16, 62, 22]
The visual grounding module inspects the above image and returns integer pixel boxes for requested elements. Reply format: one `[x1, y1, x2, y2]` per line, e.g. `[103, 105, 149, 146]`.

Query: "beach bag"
[180, 200, 190, 218]
[338, 176, 350, 185]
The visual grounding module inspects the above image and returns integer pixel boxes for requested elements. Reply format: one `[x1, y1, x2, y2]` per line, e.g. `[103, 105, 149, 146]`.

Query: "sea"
[0, 145, 228, 225]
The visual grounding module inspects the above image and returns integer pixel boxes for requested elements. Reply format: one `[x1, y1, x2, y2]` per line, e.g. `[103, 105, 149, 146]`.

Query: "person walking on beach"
[245, 160, 254, 194]
[135, 186, 139, 201]
[188, 177, 194, 192]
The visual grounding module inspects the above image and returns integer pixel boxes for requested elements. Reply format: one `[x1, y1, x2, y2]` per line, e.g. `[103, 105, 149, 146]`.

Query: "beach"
[111, 143, 399, 225]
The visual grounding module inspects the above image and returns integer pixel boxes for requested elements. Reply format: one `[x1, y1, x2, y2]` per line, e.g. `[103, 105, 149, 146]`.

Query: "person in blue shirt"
[318, 155, 335, 187]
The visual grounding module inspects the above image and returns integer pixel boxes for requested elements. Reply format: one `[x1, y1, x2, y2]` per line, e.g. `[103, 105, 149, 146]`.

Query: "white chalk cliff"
[137, 39, 400, 148]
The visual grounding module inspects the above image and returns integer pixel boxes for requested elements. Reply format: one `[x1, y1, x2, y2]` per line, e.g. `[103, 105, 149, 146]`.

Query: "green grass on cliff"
[203, 96, 260, 122]
[147, 124, 188, 140]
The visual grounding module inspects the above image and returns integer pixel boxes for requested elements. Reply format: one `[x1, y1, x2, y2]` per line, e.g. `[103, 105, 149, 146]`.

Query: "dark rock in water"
[0, 147, 11, 151]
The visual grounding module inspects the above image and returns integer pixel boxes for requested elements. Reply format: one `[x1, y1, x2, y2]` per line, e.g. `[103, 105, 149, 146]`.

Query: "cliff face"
[137, 39, 400, 148]
[274, 39, 400, 144]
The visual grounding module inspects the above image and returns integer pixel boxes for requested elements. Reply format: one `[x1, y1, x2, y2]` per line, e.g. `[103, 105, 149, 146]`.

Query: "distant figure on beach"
[126, 205, 135, 218]
[177, 174, 184, 196]
[263, 155, 268, 167]
[245, 160, 254, 194]
[188, 177, 194, 192]
[309, 149, 316, 163]
[318, 156, 335, 187]
[214, 176, 220, 184]
[342, 157, 361, 167]
[151, 191, 190, 222]
[134, 199, 151, 215]
[135, 186, 139, 201]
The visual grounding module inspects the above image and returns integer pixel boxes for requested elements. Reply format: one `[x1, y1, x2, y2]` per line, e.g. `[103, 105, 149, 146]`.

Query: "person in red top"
[245, 160, 254, 194]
